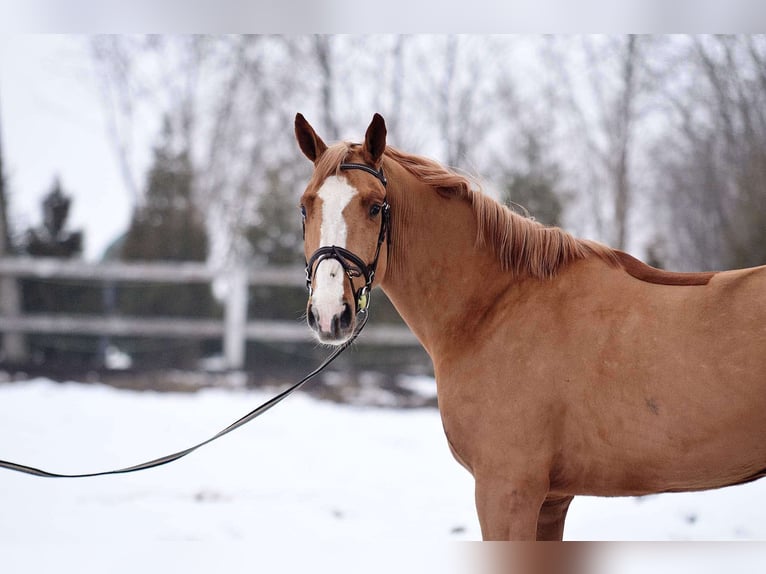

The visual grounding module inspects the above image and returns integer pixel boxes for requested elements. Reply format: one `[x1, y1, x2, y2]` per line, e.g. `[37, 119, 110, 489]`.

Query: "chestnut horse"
[294, 112, 766, 540]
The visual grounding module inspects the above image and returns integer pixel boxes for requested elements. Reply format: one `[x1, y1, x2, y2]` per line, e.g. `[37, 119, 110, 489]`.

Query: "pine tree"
[245, 168, 303, 267]
[21, 179, 100, 368]
[501, 132, 566, 228]
[0, 92, 26, 364]
[241, 167, 306, 330]
[25, 178, 83, 257]
[118, 117, 217, 368]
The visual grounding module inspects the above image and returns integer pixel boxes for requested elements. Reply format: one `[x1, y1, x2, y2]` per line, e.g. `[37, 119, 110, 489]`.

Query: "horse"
[294, 112, 766, 541]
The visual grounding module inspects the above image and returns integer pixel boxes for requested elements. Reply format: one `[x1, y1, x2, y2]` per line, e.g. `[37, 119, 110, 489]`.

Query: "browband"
[339, 163, 387, 187]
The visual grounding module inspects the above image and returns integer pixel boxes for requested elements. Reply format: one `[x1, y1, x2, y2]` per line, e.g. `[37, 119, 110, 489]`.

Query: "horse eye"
[369, 204, 382, 217]
[300, 205, 307, 219]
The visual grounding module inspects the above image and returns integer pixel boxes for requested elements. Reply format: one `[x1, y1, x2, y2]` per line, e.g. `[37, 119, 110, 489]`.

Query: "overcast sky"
[1, 34, 137, 260]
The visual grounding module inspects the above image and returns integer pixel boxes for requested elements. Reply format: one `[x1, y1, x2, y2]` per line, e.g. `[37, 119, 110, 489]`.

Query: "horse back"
[554, 260, 766, 494]
[437, 258, 766, 497]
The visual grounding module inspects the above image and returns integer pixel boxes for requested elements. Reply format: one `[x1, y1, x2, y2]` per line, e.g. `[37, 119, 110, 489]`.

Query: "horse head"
[295, 113, 391, 344]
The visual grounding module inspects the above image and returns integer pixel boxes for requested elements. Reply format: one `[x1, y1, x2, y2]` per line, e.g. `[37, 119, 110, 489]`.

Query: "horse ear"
[363, 113, 387, 167]
[295, 113, 328, 164]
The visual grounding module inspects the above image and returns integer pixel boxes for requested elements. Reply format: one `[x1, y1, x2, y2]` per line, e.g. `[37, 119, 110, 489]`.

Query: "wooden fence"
[0, 257, 418, 370]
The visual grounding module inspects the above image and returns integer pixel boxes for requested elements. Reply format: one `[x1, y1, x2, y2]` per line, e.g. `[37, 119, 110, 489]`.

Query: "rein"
[0, 312, 368, 478]
[0, 161, 391, 479]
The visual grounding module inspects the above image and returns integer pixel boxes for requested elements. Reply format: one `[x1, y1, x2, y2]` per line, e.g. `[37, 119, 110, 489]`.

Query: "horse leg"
[474, 475, 548, 541]
[536, 495, 574, 541]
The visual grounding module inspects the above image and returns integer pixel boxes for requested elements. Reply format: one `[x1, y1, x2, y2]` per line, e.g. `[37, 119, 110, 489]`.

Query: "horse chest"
[433, 357, 562, 476]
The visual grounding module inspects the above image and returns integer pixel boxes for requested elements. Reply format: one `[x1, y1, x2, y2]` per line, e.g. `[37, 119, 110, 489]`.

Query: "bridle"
[304, 162, 391, 313]
[0, 162, 393, 480]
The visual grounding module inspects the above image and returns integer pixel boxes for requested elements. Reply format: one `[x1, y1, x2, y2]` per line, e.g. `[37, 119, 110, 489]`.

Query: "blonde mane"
[382, 147, 619, 280]
[309, 143, 355, 188]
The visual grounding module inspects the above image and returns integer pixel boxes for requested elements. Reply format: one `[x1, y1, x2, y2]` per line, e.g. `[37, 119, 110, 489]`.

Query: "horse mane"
[382, 147, 621, 280]
[309, 143, 356, 187]
[313, 143, 714, 285]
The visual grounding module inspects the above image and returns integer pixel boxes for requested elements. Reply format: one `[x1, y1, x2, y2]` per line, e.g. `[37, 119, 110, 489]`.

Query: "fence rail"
[0, 256, 304, 285]
[0, 257, 418, 370]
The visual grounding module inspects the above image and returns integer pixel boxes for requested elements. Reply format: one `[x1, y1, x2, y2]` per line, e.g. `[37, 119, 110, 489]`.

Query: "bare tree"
[91, 35, 309, 267]
[0, 87, 10, 254]
[93, 35, 696, 272]
[314, 35, 340, 141]
[387, 35, 407, 140]
[545, 35, 653, 251]
[439, 35, 460, 167]
[583, 35, 644, 251]
[611, 35, 638, 251]
[654, 35, 766, 270]
[0, 84, 25, 361]
[438, 36, 498, 171]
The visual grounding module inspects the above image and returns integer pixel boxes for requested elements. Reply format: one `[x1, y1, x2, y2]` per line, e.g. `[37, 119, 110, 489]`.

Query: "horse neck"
[380, 164, 512, 358]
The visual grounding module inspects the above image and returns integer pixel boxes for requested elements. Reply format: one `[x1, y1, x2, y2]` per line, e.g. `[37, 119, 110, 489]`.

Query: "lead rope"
[0, 309, 369, 478]
[0, 160, 387, 479]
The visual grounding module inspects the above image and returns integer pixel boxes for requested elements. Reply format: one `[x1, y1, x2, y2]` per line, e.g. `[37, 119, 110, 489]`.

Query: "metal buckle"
[356, 285, 370, 311]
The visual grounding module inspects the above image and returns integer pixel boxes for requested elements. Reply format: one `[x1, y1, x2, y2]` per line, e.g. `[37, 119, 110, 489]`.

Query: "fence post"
[223, 266, 248, 371]
[0, 276, 25, 363]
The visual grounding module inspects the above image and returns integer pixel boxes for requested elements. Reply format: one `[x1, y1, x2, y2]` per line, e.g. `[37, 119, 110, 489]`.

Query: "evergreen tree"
[244, 167, 306, 321]
[21, 179, 101, 368]
[25, 178, 83, 257]
[118, 117, 218, 368]
[0, 95, 25, 364]
[0, 118, 11, 255]
[501, 132, 566, 228]
[122, 122, 207, 264]
[245, 168, 303, 267]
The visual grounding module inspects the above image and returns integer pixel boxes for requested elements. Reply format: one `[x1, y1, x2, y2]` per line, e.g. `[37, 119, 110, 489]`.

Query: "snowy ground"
[1, 378, 765, 571]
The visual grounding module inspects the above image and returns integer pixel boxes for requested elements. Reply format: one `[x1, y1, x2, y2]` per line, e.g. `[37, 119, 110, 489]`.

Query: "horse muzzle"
[307, 299, 355, 344]
[304, 244, 376, 345]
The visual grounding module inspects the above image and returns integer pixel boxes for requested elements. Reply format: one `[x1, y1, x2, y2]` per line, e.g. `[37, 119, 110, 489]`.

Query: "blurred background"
[2, 34, 765, 387]
[1, 34, 766, 546]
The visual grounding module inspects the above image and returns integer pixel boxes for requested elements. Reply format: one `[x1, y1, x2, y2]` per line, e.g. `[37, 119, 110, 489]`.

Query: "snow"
[1, 378, 765, 570]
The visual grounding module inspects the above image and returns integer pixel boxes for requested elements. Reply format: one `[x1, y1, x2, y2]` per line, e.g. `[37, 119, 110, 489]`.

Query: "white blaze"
[312, 176, 357, 332]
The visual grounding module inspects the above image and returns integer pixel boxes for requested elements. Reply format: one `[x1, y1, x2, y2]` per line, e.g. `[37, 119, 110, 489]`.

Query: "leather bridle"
[304, 162, 391, 313]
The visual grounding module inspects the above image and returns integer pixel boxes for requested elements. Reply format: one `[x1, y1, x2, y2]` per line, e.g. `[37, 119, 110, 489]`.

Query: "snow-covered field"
[1, 378, 765, 571]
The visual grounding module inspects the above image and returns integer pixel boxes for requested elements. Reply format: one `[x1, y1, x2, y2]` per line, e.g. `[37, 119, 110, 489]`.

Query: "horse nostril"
[339, 302, 352, 330]
[330, 314, 341, 338]
[307, 305, 318, 330]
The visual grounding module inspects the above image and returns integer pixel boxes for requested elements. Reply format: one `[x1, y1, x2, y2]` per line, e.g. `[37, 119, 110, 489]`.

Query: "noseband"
[305, 163, 390, 312]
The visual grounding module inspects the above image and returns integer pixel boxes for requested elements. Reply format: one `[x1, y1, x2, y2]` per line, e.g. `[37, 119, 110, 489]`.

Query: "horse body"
[379, 157, 766, 539]
[295, 113, 766, 540]
[430, 260, 766, 494]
